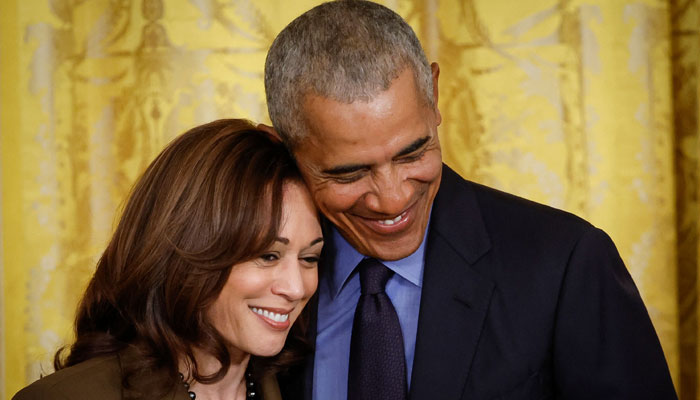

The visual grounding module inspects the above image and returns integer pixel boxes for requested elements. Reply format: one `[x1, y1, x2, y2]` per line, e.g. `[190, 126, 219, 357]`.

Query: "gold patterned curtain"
[1, 0, 698, 398]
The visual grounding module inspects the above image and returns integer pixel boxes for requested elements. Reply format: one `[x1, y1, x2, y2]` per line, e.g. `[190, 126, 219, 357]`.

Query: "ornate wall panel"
[2, 0, 697, 398]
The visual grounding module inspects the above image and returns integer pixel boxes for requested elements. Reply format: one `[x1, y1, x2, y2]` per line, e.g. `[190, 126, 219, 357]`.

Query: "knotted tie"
[348, 258, 407, 400]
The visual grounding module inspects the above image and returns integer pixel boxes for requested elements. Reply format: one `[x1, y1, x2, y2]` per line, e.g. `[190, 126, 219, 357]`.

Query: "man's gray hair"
[264, 0, 433, 148]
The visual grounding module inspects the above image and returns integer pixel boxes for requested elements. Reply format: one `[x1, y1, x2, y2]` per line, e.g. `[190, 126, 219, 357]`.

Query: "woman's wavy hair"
[54, 119, 310, 397]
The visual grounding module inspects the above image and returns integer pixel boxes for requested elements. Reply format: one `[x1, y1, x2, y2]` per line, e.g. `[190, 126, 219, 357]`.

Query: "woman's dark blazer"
[13, 355, 283, 400]
[12, 356, 185, 400]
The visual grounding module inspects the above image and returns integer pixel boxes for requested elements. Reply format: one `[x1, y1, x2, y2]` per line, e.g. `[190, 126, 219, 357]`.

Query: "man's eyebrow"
[322, 163, 370, 176]
[321, 136, 432, 175]
[393, 136, 430, 159]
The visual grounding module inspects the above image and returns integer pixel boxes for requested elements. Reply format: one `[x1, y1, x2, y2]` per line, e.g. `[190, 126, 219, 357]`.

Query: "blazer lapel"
[409, 165, 495, 400]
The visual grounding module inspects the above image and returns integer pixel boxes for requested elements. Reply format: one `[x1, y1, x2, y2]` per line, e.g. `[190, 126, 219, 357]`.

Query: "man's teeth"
[251, 307, 289, 322]
[378, 214, 404, 226]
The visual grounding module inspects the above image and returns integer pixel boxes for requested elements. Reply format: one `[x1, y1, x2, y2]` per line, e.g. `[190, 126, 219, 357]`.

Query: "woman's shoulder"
[12, 356, 123, 400]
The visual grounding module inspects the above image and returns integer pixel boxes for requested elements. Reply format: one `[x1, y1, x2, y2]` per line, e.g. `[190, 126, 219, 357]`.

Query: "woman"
[13, 119, 323, 400]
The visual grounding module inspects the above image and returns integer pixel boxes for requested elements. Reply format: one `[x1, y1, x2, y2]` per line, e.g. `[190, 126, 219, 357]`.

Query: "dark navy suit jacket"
[280, 165, 677, 399]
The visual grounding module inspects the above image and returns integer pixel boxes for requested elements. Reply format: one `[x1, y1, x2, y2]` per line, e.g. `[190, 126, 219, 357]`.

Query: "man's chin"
[341, 221, 426, 259]
[358, 238, 423, 261]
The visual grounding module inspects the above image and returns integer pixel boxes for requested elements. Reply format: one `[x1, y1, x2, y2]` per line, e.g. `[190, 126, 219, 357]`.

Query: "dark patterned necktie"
[348, 258, 407, 400]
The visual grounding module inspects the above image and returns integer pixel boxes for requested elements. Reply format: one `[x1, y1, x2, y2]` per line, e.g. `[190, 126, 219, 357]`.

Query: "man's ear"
[256, 123, 282, 143]
[430, 62, 442, 125]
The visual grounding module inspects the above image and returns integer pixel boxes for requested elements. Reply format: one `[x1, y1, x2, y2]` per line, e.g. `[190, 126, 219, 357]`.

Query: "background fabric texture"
[0, 0, 698, 398]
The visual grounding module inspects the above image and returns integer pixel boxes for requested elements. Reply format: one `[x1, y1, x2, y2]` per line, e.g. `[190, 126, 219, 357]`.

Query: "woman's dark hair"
[54, 119, 310, 397]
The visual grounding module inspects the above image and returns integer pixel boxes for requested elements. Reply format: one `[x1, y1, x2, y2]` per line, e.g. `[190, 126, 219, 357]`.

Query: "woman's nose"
[271, 260, 306, 301]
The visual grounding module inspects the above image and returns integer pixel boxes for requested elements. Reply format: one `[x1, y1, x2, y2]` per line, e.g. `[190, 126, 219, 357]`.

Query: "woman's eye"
[259, 253, 280, 263]
[301, 256, 320, 265]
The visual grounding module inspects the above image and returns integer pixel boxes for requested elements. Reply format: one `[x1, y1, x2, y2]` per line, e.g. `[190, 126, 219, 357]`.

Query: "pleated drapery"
[1, 0, 698, 398]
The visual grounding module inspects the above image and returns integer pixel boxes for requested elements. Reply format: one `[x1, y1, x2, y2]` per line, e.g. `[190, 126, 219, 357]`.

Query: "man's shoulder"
[12, 356, 123, 400]
[438, 165, 592, 238]
[431, 165, 599, 274]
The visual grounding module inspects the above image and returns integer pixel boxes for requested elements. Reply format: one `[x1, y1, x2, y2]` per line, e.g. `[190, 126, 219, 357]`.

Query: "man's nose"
[364, 167, 412, 215]
[271, 260, 306, 301]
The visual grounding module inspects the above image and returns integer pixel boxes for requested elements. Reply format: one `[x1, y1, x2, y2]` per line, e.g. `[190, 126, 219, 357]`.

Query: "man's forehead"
[292, 68, 437, 168]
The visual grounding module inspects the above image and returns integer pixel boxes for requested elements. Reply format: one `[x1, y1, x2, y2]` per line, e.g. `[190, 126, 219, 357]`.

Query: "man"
[263, 1, 677, 399]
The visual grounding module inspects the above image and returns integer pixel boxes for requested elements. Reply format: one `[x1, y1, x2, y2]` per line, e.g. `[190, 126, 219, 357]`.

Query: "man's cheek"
[317, 188, 360, 211]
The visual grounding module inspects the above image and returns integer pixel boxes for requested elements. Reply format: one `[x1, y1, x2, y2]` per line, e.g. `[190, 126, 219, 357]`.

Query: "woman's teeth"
[251, 307, 289, 322]
[378, 213, 404, 226]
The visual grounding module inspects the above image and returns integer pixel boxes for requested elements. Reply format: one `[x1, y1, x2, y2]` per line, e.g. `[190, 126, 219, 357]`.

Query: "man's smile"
[376, 211, 407, 226]
[355, 204, 415, 235]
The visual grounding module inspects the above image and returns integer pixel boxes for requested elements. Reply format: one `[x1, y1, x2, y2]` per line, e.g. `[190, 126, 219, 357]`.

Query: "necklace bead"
[179, 371, 257, 399]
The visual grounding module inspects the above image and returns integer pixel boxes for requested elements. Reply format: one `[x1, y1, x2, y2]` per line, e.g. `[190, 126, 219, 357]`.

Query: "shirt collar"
[327, 220, 429, 299]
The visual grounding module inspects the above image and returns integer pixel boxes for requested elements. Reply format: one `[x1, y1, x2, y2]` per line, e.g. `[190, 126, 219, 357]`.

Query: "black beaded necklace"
[179, 371, 258, 399]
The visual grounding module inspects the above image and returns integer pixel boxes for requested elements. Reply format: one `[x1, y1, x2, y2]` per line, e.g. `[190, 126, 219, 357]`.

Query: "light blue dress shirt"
[312, 225, 427, 400]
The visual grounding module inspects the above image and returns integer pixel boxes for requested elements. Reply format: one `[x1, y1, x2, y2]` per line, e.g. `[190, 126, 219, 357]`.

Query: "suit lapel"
[409, 166, 495, 399]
